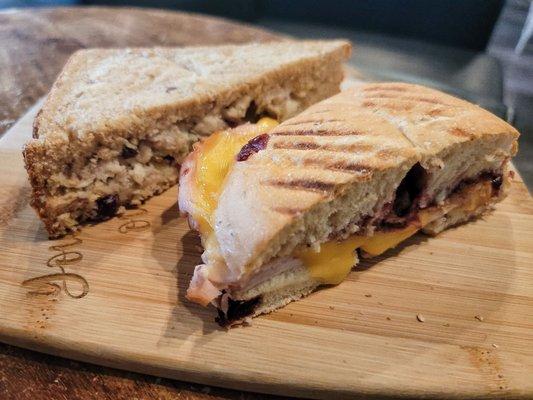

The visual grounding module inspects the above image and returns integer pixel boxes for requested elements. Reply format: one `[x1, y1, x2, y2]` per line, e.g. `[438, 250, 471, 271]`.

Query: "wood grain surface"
[0, 7, 285, 400]
[1, 100, 533, 399]
[1, 6, 533, 400]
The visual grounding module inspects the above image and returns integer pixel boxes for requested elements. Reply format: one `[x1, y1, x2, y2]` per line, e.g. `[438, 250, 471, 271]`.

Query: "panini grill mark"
[427, 108, 446, 117]
[363, 84, 409, 92]
[272, 141, 374, 153]
[376, 148, 402, 159]
[449, 127, 475, 139]
[273, 141, 321, 150]
[280, 118, 343, 127]
[302, 158, 373, 175]
[411, 96, 447, 106]
[263, 179, 336, 193]
[309, 109, 333, 114]
[272, 129, 327, 136]
[365, 93, 450, 106]
[272, 129, 365, 137]
[327, 161, 373, 175]
[362, 100, 414, 112]
[365, 100, 447, 119]
[270, 206, 304, 216]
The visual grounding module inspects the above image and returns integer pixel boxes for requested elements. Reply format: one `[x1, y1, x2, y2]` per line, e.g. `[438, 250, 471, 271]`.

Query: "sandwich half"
[179, 82, 519, 326]
[24, 40, 351, 238]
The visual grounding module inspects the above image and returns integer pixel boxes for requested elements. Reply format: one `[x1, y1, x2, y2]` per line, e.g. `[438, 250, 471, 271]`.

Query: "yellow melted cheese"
[192, 117, 278, 234]
[359, 209, 435, 257]
[295, 236, 368, 285]
[295, 209, 435, 284]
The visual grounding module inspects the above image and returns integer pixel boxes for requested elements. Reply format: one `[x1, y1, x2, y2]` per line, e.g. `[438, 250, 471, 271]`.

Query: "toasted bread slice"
[179, 83, 519, 326]
[24, 40, 351, 238]
[356, 83, 518, 234]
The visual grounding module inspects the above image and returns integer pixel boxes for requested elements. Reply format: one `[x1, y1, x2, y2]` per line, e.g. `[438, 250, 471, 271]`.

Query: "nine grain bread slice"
[24, 40, 351, 238]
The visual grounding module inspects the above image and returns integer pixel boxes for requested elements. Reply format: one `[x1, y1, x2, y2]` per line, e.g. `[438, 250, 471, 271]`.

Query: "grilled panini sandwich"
[179, 82, 519, 326]
[24, 40, 351, 237]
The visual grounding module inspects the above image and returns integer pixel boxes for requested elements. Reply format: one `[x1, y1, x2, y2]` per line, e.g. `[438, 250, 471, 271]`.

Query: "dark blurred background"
[1, 0, 532, 188]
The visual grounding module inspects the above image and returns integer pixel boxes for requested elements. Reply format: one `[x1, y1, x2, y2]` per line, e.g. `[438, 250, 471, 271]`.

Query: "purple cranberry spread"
[236, 134, 270, 162]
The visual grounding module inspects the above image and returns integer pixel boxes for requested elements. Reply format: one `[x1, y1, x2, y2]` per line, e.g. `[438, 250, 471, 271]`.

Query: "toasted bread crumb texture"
[24, 40, 351, 237]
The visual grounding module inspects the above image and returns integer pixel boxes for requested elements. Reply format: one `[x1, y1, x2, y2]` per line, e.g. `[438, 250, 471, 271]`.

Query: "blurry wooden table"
[0, 7, 281, 399]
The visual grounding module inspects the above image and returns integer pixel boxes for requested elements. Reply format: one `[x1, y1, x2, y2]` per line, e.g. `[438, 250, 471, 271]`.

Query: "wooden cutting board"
[0, 100, 532, 399]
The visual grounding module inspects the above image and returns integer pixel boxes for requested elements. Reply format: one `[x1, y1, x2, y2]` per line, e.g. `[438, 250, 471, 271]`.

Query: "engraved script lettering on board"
[118, 208, 150, 234]
[22, 236, 89, 299]
[21, 208, 151, 298]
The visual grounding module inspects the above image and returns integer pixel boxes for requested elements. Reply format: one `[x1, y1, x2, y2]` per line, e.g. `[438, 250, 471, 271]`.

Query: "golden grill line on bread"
[24, 40, 351, 238]
[178, 82, 519, 326]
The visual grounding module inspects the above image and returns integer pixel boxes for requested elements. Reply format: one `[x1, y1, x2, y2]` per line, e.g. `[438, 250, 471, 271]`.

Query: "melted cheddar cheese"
[295, 209, 435, 284]
[192, 117, 278, 234]
[359, 209, 435, 257]
[296, 236, 368, 284]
